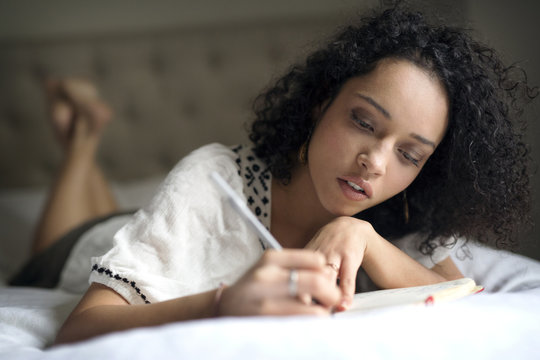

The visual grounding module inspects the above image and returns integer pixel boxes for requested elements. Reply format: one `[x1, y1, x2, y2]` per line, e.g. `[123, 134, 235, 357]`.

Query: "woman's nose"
[357, 143, 389, 177]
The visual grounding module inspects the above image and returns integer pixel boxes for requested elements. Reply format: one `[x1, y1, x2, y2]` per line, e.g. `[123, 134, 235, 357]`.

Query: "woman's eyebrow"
[356, 93, 436, 148]
[410, 133, 436, 148]
[356, 93, 391, 119]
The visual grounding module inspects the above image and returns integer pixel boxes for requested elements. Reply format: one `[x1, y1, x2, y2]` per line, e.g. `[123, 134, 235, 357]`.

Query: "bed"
[1, 176, 540, 359]
[1, 6, 540, 360]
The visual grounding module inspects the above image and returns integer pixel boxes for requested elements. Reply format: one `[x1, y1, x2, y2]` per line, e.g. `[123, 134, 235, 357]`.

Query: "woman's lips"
[338, 177, 373, 201]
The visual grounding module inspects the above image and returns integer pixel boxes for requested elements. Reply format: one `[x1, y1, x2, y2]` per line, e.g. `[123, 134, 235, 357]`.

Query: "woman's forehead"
[339, 59, 450, 144]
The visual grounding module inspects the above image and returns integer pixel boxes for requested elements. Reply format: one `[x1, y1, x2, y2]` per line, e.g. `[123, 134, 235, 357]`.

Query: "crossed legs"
[31, 79, 118, 255]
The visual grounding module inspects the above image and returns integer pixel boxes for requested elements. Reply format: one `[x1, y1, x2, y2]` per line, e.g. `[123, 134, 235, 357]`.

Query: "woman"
[14, 6, 533, 343]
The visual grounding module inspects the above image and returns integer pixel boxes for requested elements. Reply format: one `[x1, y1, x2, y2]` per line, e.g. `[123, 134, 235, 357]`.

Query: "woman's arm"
[361, 231, 463, 288]
[55, 237, 223, 342]
[430, 257, 464, 280]
[55, 283, 219, 344]
[56, 249, 341, 344]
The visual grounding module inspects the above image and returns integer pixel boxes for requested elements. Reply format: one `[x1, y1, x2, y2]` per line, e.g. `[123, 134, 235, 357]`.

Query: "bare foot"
[46, 78, 113, 149]
[46, 80, 75, 147]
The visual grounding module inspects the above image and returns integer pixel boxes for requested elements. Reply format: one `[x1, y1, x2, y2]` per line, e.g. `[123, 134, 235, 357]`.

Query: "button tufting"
[181, 99, 200, 119]
[3, 107, 23, 131]
[207, 50, 224, 70]
[123, 100, 140, 123]
[150, 51, 167, 75]
[92, 54, 109, 79]
[32, 63, 49, 82]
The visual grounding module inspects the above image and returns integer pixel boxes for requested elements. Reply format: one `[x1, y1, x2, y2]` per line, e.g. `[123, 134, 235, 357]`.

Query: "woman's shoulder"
[169, 143, 269, 182]
[168, 143, 240, 178]
[151, 143, 271, 206]
[153, 143, 253, 200]
[184, 143, 238, 164]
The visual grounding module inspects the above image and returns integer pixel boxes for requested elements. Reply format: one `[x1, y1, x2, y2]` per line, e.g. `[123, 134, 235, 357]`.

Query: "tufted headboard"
[0, 18, 341, 188]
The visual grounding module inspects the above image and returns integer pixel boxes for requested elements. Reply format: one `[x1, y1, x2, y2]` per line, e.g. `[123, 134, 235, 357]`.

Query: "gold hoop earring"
[298, 143, 308, 165]
[403, 190, 410, 224]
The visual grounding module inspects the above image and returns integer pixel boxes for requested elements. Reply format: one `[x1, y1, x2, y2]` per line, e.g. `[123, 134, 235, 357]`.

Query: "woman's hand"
[305, 216, 378, 311]
[217, 249, 341, 316]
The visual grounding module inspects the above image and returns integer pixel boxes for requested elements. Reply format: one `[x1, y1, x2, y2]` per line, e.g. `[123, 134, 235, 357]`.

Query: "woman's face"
[306, 58, 449, 217]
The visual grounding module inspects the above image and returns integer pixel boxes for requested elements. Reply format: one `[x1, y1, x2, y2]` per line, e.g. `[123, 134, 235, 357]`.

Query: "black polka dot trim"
[91, 264, 151, 304]
[231, 144, 272, 250]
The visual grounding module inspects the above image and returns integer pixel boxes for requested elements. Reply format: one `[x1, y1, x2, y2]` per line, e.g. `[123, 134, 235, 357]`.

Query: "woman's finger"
[336, 256, 358, 310]
[259, 298, 331, 316]
[297, 293, 312, 305]
[324, 258, 340, 283]
[286, 269, 341, 308]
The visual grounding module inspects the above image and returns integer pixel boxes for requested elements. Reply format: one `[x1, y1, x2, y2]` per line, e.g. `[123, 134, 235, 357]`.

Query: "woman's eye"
[351, 111, 374, 132]
[399, 149, 420, 167]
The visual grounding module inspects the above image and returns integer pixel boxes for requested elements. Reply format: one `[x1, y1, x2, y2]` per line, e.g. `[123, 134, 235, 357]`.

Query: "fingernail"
[338, 300, 349, 311]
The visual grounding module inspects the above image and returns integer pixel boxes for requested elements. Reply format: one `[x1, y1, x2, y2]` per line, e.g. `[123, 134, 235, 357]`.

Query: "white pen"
[210, 171, 283, 250]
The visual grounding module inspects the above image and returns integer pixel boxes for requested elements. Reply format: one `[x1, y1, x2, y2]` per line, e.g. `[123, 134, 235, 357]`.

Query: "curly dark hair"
[248, 5, 537, 253]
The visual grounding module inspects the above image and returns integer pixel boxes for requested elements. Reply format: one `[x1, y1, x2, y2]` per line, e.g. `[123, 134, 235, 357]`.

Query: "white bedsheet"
[1, 179, 540, 359]
[1, 288, 539, 360]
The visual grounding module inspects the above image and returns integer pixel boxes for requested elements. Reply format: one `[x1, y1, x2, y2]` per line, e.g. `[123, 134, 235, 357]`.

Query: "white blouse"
[87, 143, 270, 304]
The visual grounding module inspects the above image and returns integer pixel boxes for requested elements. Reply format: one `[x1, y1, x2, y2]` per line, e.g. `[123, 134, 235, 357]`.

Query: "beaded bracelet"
[213, 283, 227, 317]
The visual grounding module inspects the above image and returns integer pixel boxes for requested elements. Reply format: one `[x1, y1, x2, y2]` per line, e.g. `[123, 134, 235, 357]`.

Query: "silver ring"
[288, 269, 298, 298]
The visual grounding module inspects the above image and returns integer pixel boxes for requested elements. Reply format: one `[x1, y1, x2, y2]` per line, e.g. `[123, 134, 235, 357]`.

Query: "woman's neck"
[270, 168, 335, 249]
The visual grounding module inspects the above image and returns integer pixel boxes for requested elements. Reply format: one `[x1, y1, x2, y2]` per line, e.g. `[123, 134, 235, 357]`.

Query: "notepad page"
[342, 278, 478, 313]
